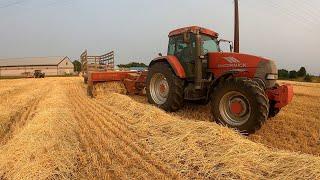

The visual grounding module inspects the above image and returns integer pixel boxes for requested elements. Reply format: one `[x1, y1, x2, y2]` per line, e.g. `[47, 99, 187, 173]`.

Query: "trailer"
[80, 50, 115, 83]
[87, 70, 147, 97]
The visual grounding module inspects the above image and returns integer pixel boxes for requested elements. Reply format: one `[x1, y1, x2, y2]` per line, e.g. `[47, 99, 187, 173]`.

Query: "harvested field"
[0, 77, 319, 179]
[133, 81, 320, 156]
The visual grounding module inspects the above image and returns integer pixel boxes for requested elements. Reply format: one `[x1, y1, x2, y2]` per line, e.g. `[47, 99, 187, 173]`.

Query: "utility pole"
[234, 0, 240, 53]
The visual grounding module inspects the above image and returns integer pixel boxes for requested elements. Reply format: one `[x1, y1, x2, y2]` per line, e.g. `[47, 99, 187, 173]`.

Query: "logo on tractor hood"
[223, 57, 241, 63]
[218, 57, 247, 68]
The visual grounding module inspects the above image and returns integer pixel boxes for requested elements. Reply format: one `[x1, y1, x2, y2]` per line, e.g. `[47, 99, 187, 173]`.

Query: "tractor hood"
[208, 52, 278, 88]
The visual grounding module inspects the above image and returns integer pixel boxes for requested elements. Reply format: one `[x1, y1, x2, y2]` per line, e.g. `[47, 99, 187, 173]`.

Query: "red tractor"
[87, 1, 293, 134]
[87, 26, 293, 133]
[146, 26, 293, 133]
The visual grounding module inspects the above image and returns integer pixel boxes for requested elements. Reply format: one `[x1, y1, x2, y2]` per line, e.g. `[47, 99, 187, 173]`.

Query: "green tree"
[73, 60, 82, 73]
[304, 74, 312, 82]
[278, 69, 289, 79]
[289, 70, 298, 79]
[117, 62, 147, 68]
[297, 67, 307, 77]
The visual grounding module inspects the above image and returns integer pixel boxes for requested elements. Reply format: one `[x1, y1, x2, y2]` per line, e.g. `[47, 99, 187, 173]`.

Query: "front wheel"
[211, 78, 269, 134]
[146, 62, 184, 112]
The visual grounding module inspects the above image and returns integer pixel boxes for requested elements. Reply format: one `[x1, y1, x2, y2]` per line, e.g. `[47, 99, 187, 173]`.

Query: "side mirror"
[218, 39, 233, 52]
[158, 53, 163, 57]
[230, 44, 234, 52]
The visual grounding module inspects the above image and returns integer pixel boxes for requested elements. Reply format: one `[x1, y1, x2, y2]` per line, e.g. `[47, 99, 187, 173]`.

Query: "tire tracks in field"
[68, 82, 139, 178]
[68, 82, 180, 179]
[74, 97, 170, 179]
[71, 91, 146, 179]
[90, 95, 206, 180]
[73, 107, 127, 179]
[0, 80, 54, 145]
[75, 85, 178, 178]
[70, 89, 159, 179]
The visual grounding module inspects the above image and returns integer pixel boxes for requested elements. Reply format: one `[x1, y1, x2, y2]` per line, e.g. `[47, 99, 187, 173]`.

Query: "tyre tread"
[211, 77, 269, 134]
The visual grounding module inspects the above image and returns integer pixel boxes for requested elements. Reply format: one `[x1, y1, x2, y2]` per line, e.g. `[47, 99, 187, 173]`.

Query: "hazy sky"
[0, 0, 319, 74]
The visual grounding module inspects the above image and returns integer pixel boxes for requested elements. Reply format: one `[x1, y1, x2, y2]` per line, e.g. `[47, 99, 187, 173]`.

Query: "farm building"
[0, 56, 74, 77]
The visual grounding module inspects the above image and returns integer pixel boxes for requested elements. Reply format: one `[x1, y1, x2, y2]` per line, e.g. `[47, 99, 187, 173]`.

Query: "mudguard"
[149, 55, 186, 78]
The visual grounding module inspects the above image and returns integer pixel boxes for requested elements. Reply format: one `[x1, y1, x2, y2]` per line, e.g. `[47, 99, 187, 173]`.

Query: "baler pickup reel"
[87, 71, 147, 97]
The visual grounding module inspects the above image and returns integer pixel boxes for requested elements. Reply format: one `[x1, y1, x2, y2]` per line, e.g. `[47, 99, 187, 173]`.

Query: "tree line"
[278, 67, 314, 82]
[72, 60, 147, 73]
[117, 62, 147, 68]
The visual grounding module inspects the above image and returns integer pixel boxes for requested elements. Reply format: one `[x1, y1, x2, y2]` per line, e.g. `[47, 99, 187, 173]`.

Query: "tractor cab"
[167, 26, 224, 79]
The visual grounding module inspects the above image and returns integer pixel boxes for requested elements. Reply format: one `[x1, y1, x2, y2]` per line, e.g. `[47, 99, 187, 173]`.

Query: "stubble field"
[0, 77, 319, 179]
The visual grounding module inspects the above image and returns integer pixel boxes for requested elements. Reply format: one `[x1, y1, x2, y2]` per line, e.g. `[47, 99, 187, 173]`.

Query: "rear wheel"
[146, 62, 184, 112]
[211, 78, 269, 134]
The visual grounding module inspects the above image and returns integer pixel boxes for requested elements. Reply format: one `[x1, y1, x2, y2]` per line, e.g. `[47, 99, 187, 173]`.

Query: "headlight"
[266, 74, 278, 80]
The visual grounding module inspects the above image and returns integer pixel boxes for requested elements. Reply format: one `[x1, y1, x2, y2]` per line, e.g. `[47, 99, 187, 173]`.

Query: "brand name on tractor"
[218, 57, 247, 68]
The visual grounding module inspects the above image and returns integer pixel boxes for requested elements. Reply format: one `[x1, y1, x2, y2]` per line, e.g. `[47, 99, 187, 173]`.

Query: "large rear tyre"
[211, 78, 269, 134]
[146, 62, 184, 112]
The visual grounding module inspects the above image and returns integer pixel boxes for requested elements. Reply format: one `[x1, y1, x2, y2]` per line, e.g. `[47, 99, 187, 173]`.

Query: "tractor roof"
[169, 26, 218, 37]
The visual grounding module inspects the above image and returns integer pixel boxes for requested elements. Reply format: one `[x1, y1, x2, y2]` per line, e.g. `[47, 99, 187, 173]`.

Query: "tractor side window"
[168, 34, 196, 78]
[175, 39, 188, 56]
[202, 35, 219, 53]
[168, 36, 187, 56]
[168, 38, 175, 55]
[168, 35, 190, 58]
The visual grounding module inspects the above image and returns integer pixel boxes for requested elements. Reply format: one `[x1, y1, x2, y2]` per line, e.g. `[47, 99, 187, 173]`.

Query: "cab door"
[167, 33, 196, 79]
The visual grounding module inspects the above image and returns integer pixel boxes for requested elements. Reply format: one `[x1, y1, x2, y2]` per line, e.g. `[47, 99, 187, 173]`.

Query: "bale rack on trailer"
[81, 50, 147, 97]
[80, 50, 115, 83]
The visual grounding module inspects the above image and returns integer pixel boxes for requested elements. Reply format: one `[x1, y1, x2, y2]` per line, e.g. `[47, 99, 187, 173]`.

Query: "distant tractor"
[34, 70, 45, 78]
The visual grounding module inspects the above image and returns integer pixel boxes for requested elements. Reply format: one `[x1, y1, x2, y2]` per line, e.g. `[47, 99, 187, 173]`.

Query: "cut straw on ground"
[0, 77, 319, 179]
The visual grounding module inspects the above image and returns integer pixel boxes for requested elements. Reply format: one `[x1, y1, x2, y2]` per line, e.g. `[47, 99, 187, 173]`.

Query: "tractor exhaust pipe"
[234, 0, 240, 53]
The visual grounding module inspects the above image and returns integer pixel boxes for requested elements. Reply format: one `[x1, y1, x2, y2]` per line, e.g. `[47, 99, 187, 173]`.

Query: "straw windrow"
[0, 77, 319, 179]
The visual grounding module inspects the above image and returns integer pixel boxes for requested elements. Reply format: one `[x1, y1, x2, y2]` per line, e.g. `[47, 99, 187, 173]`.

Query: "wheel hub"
[159, 84, 166, 93]
[219, 91, 251, 126]
[229, 98, 247, 117]
[159, 82, 168, 96]
[149, 73, 169, 105]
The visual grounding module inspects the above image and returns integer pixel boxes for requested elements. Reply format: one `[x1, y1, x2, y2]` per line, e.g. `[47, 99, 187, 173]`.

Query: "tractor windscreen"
[201, 35, 219, 54]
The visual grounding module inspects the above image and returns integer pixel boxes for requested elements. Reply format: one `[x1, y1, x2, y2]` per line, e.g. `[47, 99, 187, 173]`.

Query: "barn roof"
[0, 56, 69, 67]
